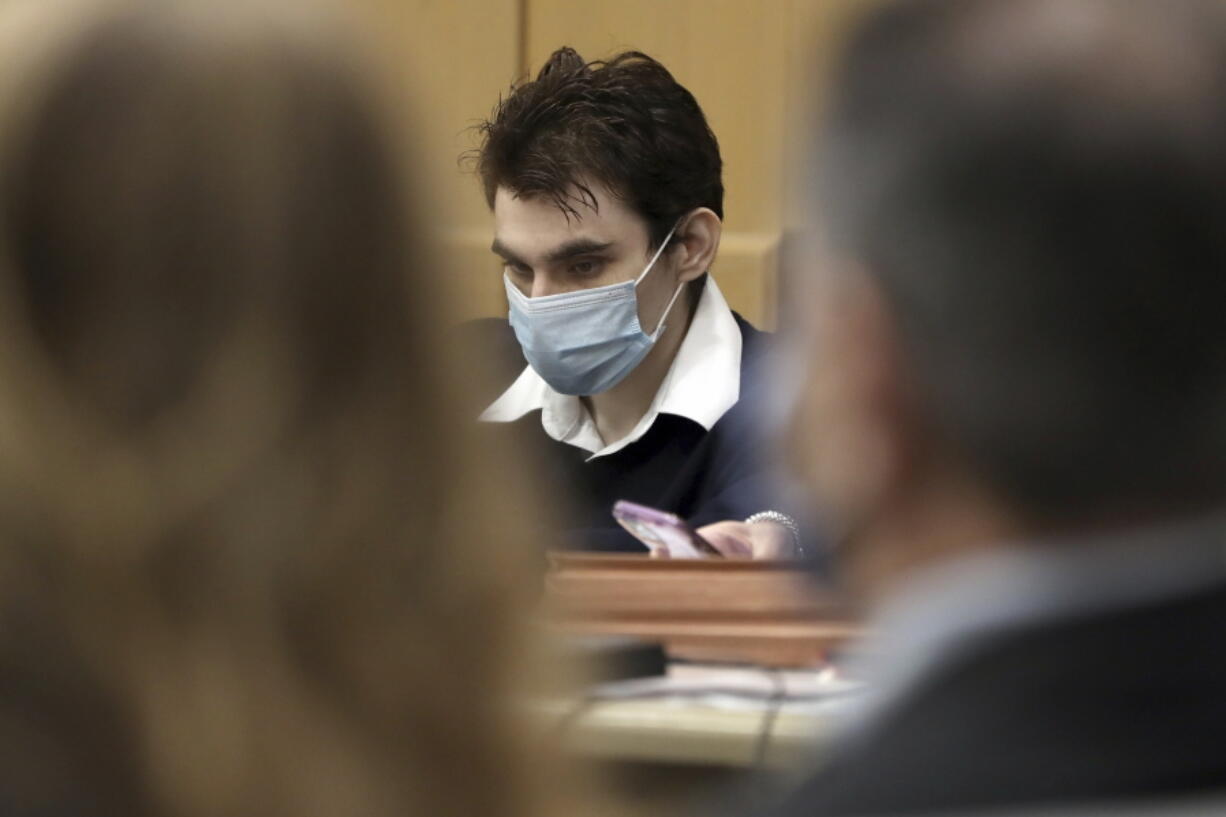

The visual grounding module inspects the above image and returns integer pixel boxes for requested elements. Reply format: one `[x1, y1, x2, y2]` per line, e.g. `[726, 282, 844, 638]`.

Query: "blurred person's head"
[792, 0, 1226, 599]
[474, 48, 724, 394]
[0, 2, 548, 815]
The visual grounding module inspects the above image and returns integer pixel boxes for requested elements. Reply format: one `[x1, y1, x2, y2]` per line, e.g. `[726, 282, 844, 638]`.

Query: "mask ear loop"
[634, 221, 682, 285]
[637, 220, 688, 339]
[649, 280, 688, 340]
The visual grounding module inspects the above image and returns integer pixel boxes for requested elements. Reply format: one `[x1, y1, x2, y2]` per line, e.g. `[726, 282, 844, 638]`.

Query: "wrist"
[744, 510, 803, 558]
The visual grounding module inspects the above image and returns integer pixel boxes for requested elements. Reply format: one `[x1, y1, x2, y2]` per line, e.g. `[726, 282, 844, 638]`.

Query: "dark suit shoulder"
[782, 582, 1226, 816]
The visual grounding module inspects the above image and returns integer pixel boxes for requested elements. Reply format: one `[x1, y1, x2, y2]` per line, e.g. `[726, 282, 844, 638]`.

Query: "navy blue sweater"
[472, 313, 779, 552]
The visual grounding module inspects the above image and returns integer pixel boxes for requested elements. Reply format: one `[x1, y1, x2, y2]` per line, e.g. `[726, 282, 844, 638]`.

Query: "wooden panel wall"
[354, 0, 868, 326]
[354, 0, 521, 319]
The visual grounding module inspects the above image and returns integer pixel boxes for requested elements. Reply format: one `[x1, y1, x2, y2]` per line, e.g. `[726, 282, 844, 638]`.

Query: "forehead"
[492, 184, 649, 257]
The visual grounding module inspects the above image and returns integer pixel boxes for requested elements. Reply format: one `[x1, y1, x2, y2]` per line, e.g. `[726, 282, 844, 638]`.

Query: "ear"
[671, 208, 722, 283]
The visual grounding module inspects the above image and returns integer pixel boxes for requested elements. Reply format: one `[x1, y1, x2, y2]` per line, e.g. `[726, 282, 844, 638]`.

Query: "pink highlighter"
[612, 500, 722, 558]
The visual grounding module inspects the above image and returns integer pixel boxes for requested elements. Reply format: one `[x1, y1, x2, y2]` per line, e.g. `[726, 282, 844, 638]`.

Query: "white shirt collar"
[479, 276, 743, 461]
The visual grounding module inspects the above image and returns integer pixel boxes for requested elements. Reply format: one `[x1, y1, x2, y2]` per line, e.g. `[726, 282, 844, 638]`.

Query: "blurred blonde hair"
[0, 1, 552, 815]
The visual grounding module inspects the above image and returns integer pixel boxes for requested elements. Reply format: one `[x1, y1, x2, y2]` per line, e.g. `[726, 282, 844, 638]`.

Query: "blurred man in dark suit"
[779, 0, 1226, 813]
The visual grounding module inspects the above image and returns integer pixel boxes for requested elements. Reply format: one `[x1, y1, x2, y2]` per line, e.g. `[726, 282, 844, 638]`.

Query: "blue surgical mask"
[506, 223, 684, 396]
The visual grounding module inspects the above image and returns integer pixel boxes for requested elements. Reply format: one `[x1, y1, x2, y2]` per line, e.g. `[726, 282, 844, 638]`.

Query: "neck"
[582, 284, 699, 446]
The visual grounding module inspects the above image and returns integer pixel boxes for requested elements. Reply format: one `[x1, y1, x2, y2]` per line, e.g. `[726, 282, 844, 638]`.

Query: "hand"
[695, 520, 797, 559]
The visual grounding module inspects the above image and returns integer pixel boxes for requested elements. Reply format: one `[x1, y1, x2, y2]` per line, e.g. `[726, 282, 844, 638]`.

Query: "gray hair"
[818, 0, 1226, 522]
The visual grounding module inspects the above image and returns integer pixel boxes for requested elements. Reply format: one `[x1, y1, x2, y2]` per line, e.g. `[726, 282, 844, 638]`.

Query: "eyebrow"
[491, 238, 615, 267]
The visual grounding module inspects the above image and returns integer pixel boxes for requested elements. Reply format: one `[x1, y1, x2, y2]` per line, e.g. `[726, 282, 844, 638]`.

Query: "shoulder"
[730, 311, 773, 375]
[782, 583, 1226, 815]
[731, 310, 769, 346]
[731, 310, 765, 338]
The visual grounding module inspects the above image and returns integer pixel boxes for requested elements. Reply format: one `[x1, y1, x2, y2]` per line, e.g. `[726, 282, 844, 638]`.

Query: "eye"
[569, 258, 604, 277]
[504, 262, 531, 281]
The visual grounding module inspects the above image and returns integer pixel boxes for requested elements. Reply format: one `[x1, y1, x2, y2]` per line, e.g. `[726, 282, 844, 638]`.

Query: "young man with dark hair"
[472, 48, 800, 556]
[777, 0, 1226, 813]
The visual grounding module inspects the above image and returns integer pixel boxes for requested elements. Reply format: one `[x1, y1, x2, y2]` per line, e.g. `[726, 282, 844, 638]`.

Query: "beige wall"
[355, 0, 867, 326]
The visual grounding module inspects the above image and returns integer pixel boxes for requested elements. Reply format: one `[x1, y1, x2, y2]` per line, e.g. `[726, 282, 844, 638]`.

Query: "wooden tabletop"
[546, 553, 863, 667]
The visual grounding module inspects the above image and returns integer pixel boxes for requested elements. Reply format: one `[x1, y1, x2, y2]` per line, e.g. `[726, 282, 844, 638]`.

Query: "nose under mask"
[505, 222, 684, 396]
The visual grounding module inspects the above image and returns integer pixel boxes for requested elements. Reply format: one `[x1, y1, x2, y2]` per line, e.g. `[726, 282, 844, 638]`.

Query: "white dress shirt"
[480, 276, 743, 461]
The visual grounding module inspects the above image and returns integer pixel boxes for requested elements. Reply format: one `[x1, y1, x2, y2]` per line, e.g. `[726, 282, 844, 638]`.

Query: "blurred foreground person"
[780, 0, 1226, 814]
[0, 2, 553, 816]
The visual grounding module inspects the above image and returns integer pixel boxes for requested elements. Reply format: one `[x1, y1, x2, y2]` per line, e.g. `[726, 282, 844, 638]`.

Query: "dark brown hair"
[475, 46, 723, 249]
[0, 3, 554, 816]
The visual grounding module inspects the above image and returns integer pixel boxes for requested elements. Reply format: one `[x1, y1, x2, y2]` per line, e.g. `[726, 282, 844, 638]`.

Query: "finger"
[701, 530, 754, 558]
